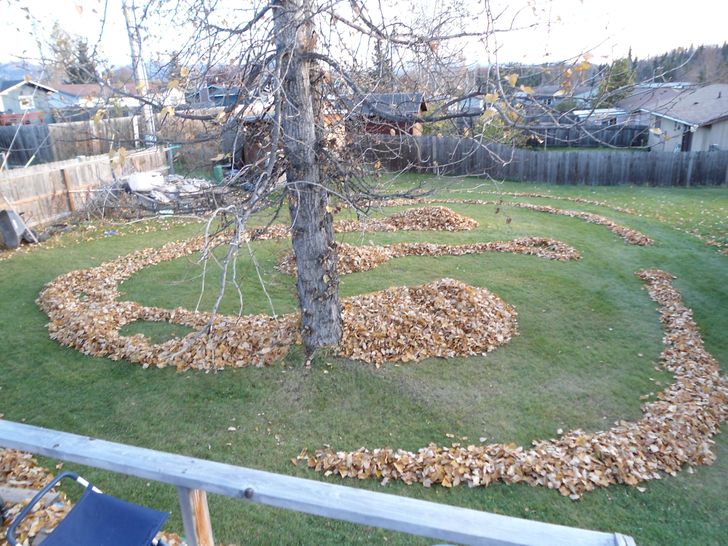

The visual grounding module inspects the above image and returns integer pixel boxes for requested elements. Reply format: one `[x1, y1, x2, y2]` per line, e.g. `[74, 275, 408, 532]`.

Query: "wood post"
[60, 168, 75, 212]
[176, 486, 215, 546]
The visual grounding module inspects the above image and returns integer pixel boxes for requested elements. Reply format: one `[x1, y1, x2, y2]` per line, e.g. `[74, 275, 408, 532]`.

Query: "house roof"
[53, 83, 104, 97]
[526, 84, 597, 98]
[447, 96, 484, 113]
[617, 87, 686, 114]
[0, 79, 57, 95]
[53, 82, 147, 97]
[354, 93, 427, 117]
[632, 84, 728, 126]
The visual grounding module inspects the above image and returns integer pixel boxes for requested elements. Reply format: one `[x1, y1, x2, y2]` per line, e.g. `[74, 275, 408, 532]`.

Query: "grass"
[0, 176, 727, 545]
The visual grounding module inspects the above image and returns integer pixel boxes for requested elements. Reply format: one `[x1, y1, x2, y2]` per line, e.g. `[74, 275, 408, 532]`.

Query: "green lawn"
[1, 176, 727, 545]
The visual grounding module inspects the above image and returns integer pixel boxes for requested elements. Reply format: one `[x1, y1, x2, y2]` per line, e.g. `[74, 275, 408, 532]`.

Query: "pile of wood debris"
[278, 237, 580, 276]
[302, 269, 728, 496]
[0, 449, 183, 546]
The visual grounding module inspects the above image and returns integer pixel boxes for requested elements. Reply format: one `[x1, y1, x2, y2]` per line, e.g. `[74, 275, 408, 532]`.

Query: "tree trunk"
[274, 0, 342, 355]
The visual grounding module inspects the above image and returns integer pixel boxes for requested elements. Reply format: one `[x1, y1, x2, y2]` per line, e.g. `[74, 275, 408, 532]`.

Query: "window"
[18, 95, 35, 110]
[674, 121, 682, 132]
[654, 117, 661, 129]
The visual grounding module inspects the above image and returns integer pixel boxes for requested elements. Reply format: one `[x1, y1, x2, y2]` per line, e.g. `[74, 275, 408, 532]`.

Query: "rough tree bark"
[274, 0, 342, 355]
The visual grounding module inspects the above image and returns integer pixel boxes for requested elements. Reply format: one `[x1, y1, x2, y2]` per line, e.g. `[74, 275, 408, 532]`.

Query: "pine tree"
[65, 40, 98, 84]
[370, 39, 393, 90]
[599, 58, 635, 105]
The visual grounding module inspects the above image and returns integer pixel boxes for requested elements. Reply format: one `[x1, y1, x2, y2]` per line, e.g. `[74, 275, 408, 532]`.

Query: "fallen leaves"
[379, 198, 653, 246]
[303, 270, 728, 496]
[278, 237, 580, 276]
[36, 207, 510, 370]
[339, 279, 518, 365]
[0, 449, 183, 546]
[333, 206, 479, 234]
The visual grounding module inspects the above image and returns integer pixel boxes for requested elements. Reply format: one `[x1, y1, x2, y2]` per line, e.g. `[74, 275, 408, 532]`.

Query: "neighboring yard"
[1, 176, 727, 545]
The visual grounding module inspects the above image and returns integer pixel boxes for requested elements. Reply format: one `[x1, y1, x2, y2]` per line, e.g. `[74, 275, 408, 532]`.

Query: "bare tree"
[275, 0, 342, 353]
[13, 0, 694, 360]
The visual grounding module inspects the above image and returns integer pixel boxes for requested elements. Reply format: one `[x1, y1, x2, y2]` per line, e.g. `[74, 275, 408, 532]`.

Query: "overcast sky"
[1, 0, 725, 68]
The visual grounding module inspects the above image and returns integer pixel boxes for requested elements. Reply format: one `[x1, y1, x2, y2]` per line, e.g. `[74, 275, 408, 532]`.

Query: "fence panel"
[363, 136, 728, 186]
[0, 147, 168, 226]
[0, 125, 54, 167]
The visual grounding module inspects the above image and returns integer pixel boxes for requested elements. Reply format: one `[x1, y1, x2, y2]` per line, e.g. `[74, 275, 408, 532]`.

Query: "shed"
[0, 80, 57, 125]
[349, 92, 427, 135]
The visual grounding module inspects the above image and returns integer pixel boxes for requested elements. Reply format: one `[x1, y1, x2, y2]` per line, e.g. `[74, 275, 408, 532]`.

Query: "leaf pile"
[303, 269, 728, 496]
[37, 241, 519, 368]
[0, 448, 183, 546]
[249, 206, 478, 242]
[36, 235, 300, 371]
[278, 237, 580, 276]
[381, 198, 653, 246]
[2, 450, 64, 546]
[339, 278, 517, 365]
[464, 190, 637, 215]
[333, 206, 479, 234]
[37, 207, 518, 369]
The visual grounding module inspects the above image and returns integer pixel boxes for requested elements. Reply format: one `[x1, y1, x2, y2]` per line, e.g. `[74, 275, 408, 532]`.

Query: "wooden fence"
[364, 136, 728, 186]
[48, 116, 140, 160]
[0, 124, 54, 167]
[0, 420, 636, 546]
[0, 147, 168, 227]
[527, 125, 647, 149]
[0, 113, 221, 168]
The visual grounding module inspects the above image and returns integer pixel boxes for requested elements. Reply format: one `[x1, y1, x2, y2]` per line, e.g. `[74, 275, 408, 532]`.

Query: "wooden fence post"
[60, 168, 76, 212]
[177, 486, 215, 546]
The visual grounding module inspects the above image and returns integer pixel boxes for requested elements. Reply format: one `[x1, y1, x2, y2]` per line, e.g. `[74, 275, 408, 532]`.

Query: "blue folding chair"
[6, 471, 169, 546]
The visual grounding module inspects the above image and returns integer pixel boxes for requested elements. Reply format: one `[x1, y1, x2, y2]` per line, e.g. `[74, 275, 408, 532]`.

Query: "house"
[349, 93, 427, 135]
[0, 80, 57, 125]
[616, 83, 695, 125]
[52, 82, 185, 112]
[447, 96, 484, 134]
[51, 83, 110, 109]
[186, 83, 240, 107]
[571, 108, 630, 126]
[637, 84, 728, 152]
[514, 84, 599, 111]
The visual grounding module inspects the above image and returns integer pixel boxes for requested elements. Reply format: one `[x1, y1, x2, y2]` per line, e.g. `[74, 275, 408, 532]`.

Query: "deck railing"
[0, 420, 636, 546]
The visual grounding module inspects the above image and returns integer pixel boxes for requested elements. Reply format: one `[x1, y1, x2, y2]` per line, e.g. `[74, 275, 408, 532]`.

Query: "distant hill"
[0, 61, 43, 81]
[633, 44, 728, 84]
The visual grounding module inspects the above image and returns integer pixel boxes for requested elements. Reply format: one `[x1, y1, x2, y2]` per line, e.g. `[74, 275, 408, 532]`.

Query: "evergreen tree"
[370, 39, 393, 90]
[65, 40, 98, 84]
[599, 58, 635, 105]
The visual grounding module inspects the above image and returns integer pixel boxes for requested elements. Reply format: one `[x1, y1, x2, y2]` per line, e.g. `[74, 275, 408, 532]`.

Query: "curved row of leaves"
[303, 270, 728, 497]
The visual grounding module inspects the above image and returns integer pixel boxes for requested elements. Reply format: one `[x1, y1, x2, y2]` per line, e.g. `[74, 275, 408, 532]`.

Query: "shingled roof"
[0, 80, 57, 94]
[635, 84, 728, 127]
[353, 93, 427, 118]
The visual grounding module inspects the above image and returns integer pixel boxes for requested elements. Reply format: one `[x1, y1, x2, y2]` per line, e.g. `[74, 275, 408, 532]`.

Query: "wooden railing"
[0, 420, 636, 546]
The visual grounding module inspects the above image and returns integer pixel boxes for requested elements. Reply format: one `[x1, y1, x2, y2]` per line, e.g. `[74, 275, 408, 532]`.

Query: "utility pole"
[122, 0, 156, 146]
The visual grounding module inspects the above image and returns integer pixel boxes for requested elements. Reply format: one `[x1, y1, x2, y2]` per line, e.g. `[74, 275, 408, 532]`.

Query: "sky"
[0, 0, 725, 69]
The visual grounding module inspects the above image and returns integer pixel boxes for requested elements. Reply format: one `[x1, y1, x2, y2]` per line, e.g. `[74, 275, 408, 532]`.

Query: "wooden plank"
[0, 420, 629, 546]
[0, 486, 60, 506]
[60, 168, 75, 212]
[177, 487, 215, 546]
